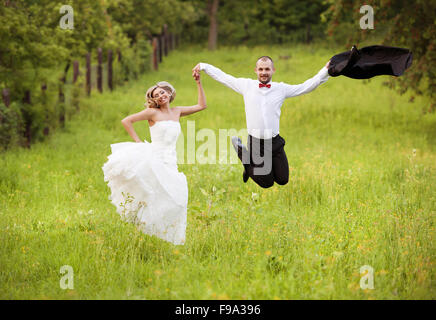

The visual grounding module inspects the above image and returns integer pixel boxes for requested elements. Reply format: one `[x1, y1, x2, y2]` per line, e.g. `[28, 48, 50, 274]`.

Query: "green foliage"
[113, 54, 125, 88]
[114, 39, 153, 82]
[120, 47, 139, 81]
[71, 77, 84, 112]
[136, 39, 152, 73]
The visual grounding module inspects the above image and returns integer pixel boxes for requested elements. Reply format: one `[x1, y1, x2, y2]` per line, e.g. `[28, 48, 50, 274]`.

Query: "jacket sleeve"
[282, 67, 329, 98]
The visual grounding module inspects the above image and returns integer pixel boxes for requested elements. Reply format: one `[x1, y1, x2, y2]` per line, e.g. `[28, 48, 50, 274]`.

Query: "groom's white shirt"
[199, 63, 329, 139]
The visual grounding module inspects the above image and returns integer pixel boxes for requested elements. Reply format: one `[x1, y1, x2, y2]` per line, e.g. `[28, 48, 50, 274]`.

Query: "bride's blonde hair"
[145, 81, 176, 108]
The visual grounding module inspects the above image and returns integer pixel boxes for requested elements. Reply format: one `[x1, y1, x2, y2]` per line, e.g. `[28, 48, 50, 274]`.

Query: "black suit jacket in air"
[328, 45, 413, 79]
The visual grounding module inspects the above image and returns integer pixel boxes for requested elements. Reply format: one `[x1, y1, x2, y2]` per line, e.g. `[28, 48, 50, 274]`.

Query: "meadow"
[0, 44, 435, 299]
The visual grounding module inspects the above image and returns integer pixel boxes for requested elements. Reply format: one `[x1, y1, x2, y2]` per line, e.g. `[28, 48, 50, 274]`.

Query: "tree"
[207, 0, 219, 50]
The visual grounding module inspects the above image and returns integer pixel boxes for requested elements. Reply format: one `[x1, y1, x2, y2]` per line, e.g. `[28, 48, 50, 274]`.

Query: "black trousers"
[239, 134, 289, 188]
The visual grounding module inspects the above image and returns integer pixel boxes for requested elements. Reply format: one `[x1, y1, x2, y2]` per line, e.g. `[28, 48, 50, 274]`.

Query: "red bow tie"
[259, 83, 271, 88]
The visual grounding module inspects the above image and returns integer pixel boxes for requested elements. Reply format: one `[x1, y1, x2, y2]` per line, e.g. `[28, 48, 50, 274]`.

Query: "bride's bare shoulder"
[122, 108, 158, 123]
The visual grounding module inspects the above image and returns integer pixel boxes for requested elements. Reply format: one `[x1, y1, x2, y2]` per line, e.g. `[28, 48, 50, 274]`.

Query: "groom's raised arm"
[194, 63, 248, 95]
[282, 63, 330, 98]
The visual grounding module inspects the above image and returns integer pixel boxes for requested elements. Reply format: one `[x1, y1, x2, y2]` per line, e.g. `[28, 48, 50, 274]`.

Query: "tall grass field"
[0, 44, 435, 299]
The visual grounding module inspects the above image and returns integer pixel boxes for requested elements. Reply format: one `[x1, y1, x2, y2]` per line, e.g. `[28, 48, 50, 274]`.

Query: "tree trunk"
[97, 48, 103, 93]
[207, 0, 219, 51]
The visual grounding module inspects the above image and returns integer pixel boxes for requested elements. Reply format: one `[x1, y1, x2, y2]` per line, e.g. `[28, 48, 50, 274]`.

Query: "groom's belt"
[248, 134, 282, 142]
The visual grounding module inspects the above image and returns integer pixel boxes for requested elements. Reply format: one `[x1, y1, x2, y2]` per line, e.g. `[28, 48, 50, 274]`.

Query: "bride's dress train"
[102, 120, 187, 245]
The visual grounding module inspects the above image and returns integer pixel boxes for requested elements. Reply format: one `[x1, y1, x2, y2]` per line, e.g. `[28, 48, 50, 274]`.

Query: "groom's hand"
[192, 63, 201, 80]
[325, 60, 331, 68]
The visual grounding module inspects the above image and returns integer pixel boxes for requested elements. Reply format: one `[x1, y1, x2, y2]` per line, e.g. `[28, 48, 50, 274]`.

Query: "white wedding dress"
[102, 120, 187, 245]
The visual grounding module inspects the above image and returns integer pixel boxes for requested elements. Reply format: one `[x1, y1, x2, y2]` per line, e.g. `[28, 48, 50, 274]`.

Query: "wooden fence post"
[23, 90, 31, 104]
[97, 47, 103, 93]
[41, 84, 49, 136]
[73, 60, 79, 83]
[2, 88, 10, 107]
[117, 49, 126, 84]
[60, 62, 70, 84]
[0, 88, 10, 123]
[86, 52, 91, 96]
[22, 90, 31, 148]
[163, 24, 168, 56]
[158, 34, 163, 63]
[59, 82, 65, 127]
[152, 37, 159, 71]
[108, 50, 113, 91]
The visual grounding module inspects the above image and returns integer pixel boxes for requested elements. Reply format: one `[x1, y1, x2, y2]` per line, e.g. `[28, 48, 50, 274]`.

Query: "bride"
[102, 75, 207, 245]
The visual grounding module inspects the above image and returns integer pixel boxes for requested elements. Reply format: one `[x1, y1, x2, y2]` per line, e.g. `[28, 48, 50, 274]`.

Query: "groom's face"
[255, 59, 275, 84]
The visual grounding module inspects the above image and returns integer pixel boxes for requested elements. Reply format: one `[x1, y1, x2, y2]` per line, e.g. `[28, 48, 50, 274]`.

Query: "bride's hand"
[194, 72, 201, 84]
[192, 63, 201, 81]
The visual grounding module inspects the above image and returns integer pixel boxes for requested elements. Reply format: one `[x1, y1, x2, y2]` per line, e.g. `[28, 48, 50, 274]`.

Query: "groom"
[192, 56, 330, 188]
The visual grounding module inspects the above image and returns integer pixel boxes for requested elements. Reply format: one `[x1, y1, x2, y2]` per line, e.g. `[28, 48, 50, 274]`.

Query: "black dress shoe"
[243, 168, 249, 183]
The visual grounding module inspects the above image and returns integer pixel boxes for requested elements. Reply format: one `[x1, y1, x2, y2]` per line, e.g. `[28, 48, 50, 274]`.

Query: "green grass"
[0, 44, 435, 299]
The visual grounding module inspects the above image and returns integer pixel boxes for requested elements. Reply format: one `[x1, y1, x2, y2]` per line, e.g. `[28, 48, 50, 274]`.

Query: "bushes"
[119, 40, 152, 82]
[136, 39, 152, 74]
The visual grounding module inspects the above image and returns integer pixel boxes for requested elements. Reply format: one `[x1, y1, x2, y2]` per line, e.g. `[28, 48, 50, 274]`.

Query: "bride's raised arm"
[176, 74, 207, 117]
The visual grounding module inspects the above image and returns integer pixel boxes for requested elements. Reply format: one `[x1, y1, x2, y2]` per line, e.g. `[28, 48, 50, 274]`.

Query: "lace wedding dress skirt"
[102, 120, 187, 245]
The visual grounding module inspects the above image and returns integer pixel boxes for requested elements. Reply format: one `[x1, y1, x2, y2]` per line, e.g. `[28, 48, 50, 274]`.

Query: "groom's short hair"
[256, 56, 274, 67]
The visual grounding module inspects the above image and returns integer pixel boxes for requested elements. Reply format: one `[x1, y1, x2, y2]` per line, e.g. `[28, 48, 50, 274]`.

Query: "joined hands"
[192, 63, 201, 83]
